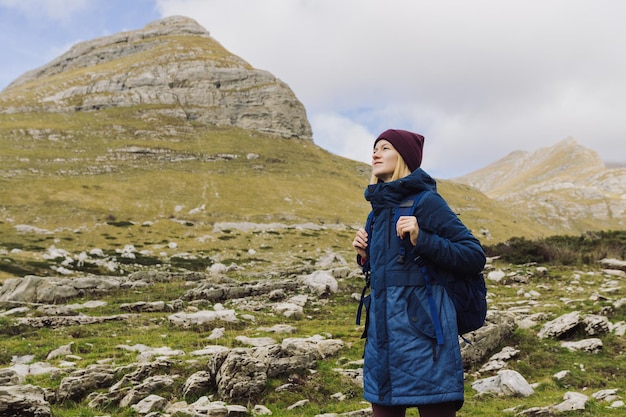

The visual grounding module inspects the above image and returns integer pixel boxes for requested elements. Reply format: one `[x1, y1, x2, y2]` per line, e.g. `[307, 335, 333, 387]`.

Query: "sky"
[1, 0, 626, 178]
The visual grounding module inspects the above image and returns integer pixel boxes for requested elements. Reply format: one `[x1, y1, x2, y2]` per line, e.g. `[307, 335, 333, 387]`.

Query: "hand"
[352, 227, 369, 259]
[396, 216, 419, 246]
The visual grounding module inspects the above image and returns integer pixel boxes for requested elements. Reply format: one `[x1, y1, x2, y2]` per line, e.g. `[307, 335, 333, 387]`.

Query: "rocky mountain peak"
[455, 137, 626, 232]
[456, 137, 606, 197]
[1, 16, 312, 140]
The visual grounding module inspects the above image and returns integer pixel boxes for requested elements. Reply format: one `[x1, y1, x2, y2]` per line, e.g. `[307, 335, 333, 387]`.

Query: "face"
[372, 139, 399, 182]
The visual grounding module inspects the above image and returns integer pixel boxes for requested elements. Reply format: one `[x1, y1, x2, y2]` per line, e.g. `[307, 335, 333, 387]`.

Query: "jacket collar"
[365, 168, 437, 211]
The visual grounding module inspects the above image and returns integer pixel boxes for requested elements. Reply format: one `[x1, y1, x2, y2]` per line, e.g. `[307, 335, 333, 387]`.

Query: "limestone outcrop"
[1, 16, 312, 140]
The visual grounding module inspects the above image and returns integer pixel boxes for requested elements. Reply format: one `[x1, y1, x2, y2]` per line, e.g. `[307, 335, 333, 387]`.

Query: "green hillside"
[0, 105, 548, 281]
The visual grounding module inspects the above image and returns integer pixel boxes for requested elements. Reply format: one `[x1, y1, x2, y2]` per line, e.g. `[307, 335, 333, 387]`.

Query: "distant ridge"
[454, 137, 626, 231]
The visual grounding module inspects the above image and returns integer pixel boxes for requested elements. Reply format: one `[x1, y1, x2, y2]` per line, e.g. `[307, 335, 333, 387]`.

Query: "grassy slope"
[0, 107, 543, 247]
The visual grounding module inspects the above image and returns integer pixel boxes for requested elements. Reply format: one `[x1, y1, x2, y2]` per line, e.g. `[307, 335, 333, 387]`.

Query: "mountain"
[454, 137, 626, 233]
[0, 16, 372, 257]
[1, 16, 311, 140]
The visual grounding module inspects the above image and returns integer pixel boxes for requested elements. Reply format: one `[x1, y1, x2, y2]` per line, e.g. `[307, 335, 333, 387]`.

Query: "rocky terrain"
[1, 252, 625, 416]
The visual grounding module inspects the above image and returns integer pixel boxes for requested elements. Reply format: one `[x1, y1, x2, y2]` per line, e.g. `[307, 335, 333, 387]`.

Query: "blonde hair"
[369, 155, 412, 184]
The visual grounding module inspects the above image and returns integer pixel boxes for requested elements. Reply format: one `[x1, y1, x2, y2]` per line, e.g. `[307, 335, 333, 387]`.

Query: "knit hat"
[374, 129, 425, 172]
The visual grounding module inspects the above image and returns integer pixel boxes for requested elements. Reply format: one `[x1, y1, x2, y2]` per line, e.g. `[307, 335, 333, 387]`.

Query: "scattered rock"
[0, 384, 51, 417]
[472, 370, 534, 397]
[560, 338, 603, 353]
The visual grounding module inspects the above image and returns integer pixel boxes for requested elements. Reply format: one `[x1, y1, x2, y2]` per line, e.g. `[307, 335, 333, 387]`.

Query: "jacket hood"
[365, 168, 437, 211]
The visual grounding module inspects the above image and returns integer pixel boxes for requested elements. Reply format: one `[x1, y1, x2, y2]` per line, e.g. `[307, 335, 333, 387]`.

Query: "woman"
[352, 129, 486, 417]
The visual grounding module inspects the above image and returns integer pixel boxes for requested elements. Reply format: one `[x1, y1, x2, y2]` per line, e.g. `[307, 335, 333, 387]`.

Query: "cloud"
[309, 113, 374, 166]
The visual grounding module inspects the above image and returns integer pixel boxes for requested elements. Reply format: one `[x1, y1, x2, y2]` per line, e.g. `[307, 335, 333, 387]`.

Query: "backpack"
[356, 192, 488, 344]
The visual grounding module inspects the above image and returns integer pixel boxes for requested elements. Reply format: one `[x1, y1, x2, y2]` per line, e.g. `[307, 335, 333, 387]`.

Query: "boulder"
[213, 348, 267, 401]
[0, 384, 51, 417]
[460, 310, 516, 367]
[58, 365, 115, 402]
[472, 370, 534, 397]
[537, 311, 581, 339]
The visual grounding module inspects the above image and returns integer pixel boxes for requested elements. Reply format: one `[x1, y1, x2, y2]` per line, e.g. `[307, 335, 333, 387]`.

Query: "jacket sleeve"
[411, 191, 485, 275]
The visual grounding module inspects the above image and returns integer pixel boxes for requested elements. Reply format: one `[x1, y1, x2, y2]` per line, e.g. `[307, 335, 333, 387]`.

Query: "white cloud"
[309, 113, 374, 166]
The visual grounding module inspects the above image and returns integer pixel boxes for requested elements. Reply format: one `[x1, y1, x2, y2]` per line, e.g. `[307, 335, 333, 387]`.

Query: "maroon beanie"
[374, 129, 425, 172]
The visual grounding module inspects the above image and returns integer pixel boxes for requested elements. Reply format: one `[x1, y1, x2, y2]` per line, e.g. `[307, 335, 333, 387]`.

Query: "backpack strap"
[394, 195, 422, 264]
[414, 256, 445, 345]
[356, 210, 374, 326]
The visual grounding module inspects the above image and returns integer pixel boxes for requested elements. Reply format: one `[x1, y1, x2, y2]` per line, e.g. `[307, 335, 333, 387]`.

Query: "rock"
[58, 365, 115, 402]
[553, 370, 570, 380]
[552, 391, 588, 412]
[287, 399, 309, 410]
[165, 396, 236, 416]
[0, 384, 51, 417]
[226, 404, 249, 416]
[168, 309, 238, 327]
[253, 404, 273, 415]
[120, 300, 180, 313]
[236, 336, 276, 347]
[190, 345, 230, 357]
[192, 398, 229, 416]
[9, 362, 62, 380]
[472, 370, 534, 397]
[598, 258, 626, 271]
[46, 342, 74, 360]
[0, 275, 123, 304]
[582, 314, 610, 335]
[281, 335, 344, 360]
[119, 375, 177, 407]
[460, 310, 516, 367]
[210, 263, 228, 275]
[130, 394, 167, 414]
[0, 306, 30, 316]
[0, 369, 20, 385]
[592, 388, 621, 403]
[257, 324, 297, 334]
[272, 302, 304, 319]
[537, 311, 581, 339]
[207, 327, 226, 340]
[601, 269, 626, 278]
[256, 344, 316, 378]
[16, 314, 131, 328]
[182, 371, 213, 398]
[183, 278, 300, 303]
[514, 405, 553, 416]
[213, 348, 267, 401]
[487, 269, 506, 282]
[560, 338, 603, 353]
[0, 275, 46, 303]
[300, 270, 338, 296]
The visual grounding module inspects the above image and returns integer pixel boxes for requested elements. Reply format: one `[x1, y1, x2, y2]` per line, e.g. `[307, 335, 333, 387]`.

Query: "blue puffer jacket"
[360, 168, 485, 408]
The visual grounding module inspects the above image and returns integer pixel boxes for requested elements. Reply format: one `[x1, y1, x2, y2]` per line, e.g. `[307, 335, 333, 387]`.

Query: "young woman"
[352, 129, 486, 417]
